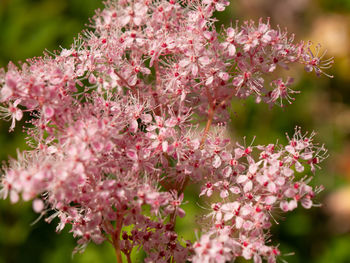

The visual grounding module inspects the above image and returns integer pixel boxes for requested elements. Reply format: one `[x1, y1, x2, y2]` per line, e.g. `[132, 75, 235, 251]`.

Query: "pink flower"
[0, 0, 332, 262]
[0, 99, 23, 131]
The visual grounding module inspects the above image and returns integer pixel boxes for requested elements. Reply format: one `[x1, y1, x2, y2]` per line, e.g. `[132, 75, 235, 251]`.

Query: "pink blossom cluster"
[193, 128, 326, 263]
[0, 0, 332, 262]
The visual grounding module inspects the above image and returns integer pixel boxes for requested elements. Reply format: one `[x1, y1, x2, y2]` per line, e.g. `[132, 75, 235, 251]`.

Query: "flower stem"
[114, 70, 136, 92]
[200, 86, 216, 148]
[200, 105, 215, 148]
[126, 253, 132, 263]
[153, 60, 163, 116]
[112, 216, 124, 263]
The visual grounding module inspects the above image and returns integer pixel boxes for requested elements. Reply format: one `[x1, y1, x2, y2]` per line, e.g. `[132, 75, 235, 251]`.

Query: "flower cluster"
[193, 128, 326, 263]
[0, 0, 332, 262]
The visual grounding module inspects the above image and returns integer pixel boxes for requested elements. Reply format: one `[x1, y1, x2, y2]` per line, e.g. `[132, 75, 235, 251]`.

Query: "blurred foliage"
[0, 0, 350, 262]
[0, 0, 104, 67]
[319, 0, 350, 12]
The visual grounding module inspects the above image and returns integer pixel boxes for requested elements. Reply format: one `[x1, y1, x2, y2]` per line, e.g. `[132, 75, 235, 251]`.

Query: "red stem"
[111, 216, 124, 263]
[200, 105, 215, 148]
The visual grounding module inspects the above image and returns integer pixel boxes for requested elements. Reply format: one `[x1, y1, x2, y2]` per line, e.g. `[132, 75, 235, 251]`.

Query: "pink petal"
[43, 106, 55, 119]
[129, 119, 138, 133]
[33, 199, 44, 213]
[126, 149, 138, 160]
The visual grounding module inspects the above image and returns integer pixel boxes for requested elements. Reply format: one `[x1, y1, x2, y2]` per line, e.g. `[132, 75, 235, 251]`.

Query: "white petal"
[265, 196, 277, 205]
[222, 166, 232, 178]
[295, 161, 304, 173]
[237, 175, 248, 184]
[212, 155, 222, 168]
[162, 141, 168, 152]
[243, 181, 253, 192]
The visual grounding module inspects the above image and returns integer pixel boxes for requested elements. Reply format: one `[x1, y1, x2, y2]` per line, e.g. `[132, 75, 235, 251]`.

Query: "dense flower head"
[0, 0, 332, 262]
[193, 128, 326, 262]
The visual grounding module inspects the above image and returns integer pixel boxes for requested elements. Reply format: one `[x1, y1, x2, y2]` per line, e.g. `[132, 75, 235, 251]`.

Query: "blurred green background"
[0, 0, 349, 262]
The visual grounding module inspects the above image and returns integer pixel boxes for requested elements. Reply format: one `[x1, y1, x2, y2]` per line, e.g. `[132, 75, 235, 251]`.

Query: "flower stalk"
[0, 0, 332, 262]
[112, 216, 124, 263]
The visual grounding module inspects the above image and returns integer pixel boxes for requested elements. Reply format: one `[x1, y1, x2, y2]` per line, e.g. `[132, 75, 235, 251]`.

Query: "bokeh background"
[0, 0, 349, 262]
